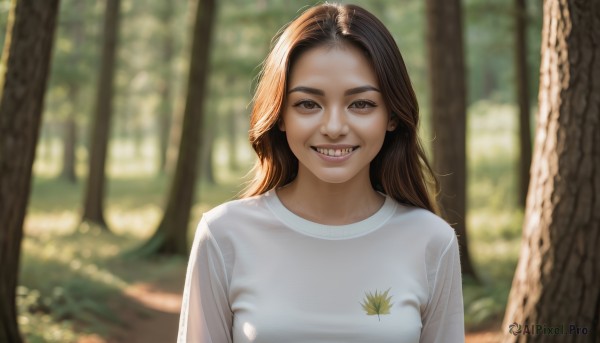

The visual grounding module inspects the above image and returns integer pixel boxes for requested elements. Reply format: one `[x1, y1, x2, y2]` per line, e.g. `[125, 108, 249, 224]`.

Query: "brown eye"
[350, 100, 376, 110]
[354, 101, 368, 109]
[294, 100, 320, 110]
[300, 100, 318, 109]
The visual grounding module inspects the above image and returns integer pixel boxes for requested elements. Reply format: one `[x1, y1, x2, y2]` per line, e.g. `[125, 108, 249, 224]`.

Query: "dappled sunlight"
[468, 102, 519, 165]
[24, 210, 79, 236]
[107, 204, 163, 238]
[33, 136, 255, 180]
[107, 139, 158, 177]
[22, 235, 128, 289]
[18, 233, 131, 342]
[468, 102, 520, 214]
[469, 209, 523, 240]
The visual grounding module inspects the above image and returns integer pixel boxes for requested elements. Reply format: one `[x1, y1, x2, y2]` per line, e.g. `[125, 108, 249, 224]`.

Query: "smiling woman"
[279, 43, 394, 196]
[177, 3, 465, 343]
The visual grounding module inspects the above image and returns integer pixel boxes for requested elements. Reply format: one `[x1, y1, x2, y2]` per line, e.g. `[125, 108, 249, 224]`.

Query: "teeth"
[315, 147, 354, 157]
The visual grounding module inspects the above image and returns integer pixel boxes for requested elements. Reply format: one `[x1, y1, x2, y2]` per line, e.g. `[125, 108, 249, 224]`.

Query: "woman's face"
[280, 43, 395, 186]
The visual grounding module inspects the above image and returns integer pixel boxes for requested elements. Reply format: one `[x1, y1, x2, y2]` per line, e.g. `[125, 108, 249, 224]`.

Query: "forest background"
[0, 0, 544, 341]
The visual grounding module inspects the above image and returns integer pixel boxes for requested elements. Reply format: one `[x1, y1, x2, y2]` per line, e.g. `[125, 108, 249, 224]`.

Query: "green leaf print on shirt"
[361, 288, 393, 321]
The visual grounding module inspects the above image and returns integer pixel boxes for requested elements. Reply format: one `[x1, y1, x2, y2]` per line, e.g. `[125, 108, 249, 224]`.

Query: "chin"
[311, 170, 361, 185]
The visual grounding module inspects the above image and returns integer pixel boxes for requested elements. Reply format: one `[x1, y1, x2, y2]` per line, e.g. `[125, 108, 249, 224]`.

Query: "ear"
[387, 114, 399, 131]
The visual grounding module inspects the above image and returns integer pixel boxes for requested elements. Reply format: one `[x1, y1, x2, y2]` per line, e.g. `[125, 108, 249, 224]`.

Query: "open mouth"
[311, 146, 359, 157]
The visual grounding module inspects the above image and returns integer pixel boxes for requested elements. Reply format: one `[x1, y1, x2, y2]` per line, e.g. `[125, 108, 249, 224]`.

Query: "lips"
[311, 145, 359, 157]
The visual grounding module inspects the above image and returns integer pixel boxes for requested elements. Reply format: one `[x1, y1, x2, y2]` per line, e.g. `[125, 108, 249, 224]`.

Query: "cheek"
[355, 116, 389, 143]
[282, 114, 319, 142]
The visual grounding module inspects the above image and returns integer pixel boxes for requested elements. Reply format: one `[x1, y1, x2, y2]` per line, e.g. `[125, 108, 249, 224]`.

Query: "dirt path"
[118, 280, 184, 343]
[79, 265, 186, 343]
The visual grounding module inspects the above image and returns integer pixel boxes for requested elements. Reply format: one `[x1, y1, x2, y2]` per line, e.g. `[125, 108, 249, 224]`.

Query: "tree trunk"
[165, 95, 183, 176]
[502, 0, 600, 342]
[163, 0, 197, 177]
[134, 0, 216, 256]
[482, 65, 496, 99]
[226, 76, 239, 172]
[81, 0, 120, 231]
[60, 106, 78, 183]
[200, 116, 215, 185]
[59, 0, 85, 184]
[0, 1, 60, 341]
[158, 1, 174, 175]
[425, 0, 478, 280]
[515, 0, 532, 209]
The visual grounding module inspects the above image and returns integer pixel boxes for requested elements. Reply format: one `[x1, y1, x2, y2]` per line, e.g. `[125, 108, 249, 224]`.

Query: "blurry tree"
[514, 0, 532, 208]
[0, 1, 60, 341]
[156, 1, 174, 174]
[199, 105, 216, 185]
[502, 0, 600, 341]
[113, 0, 165, 163]
[464, 0, 512, 103]
[41, 1, 100, 179]
[225, 75, 240, 171]
[425, 0, 478, 280]
[464, 0, 542, 105]
[81, 0, 120, 231]
[163, 0, 197, 176]
[135, 0, 216, 256]
[53, 0, 86, 183]
[206, 0, 310, 178]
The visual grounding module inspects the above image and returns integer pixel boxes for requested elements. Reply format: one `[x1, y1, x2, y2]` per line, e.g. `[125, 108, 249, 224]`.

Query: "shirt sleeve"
[178, 216, 233, 343]
[420, 234, 465, 343]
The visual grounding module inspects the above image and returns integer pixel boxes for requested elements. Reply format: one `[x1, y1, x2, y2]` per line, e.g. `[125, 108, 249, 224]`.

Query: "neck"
[276, 169, 384, 225]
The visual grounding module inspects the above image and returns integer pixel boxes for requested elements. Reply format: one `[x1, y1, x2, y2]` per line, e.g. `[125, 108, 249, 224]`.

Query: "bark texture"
[0, 0, 60, 341]
[502, 0, 600, 342]
[81, 0, 120, 230]
[136, 0, 216, 256]
[425, 0, 478, 279]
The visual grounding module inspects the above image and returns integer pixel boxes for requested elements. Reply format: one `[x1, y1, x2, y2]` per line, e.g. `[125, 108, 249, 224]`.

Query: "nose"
[320, 106, 349, 139]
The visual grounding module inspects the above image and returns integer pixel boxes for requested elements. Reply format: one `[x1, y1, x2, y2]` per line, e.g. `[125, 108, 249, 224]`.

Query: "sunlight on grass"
[19, 232, 130, 342]
[108, 204, 163, 238]
[24, 210, 79, 236]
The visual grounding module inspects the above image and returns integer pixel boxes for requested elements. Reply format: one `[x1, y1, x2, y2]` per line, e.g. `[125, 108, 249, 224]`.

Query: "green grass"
[19, 232, 127, 341]
[18, 100, 524, 339]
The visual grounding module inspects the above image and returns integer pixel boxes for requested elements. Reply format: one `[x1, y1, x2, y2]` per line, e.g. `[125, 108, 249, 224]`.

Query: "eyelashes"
[292, 99, 377, 111]
[350, 100, 376, 109]
[293, 99, 320, 110]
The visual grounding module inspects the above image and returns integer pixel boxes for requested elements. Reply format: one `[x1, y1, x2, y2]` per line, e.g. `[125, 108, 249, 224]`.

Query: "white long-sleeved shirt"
[178, 190, 464, 342]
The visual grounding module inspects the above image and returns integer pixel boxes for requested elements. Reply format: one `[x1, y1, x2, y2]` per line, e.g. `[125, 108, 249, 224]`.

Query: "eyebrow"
[287, 85, 380, 96]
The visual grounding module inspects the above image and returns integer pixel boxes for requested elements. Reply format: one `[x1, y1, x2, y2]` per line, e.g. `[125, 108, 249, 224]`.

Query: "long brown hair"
[242, 3, 439, 213]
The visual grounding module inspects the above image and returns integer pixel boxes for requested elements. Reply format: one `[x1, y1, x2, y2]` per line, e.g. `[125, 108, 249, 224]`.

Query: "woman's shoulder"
[391, 202, 457, 248]
[201, 192, 270, 229]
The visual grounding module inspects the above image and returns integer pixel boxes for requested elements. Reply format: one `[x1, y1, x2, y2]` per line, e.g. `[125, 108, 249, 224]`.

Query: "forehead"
[287, 43, 379, 89]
